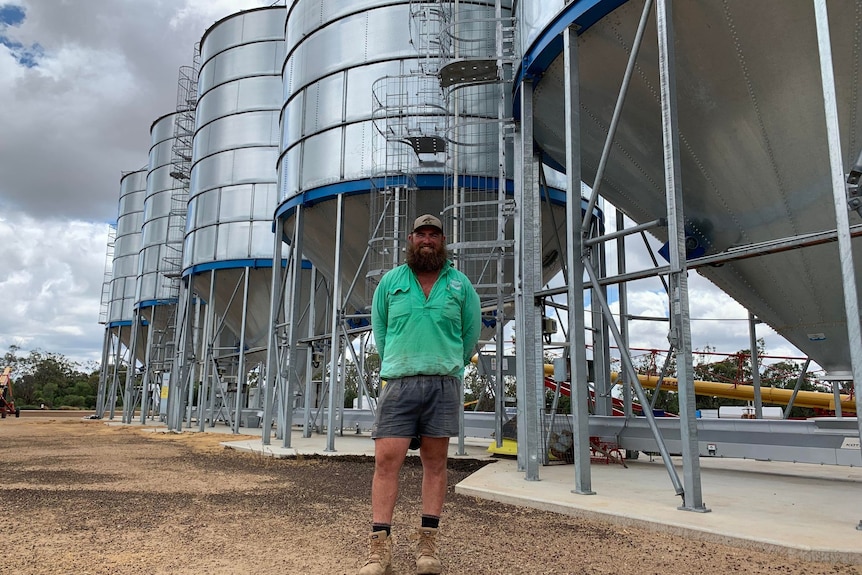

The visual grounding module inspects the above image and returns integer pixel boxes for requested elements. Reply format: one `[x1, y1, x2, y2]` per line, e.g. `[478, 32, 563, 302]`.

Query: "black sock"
[372, 523, 391, 536]
[421, 515, 439, 529]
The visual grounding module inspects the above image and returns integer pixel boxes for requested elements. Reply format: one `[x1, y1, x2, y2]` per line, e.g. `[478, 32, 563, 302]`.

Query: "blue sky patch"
[0, 36, 42, 67]
[0, 4, 25, 27]
[0, 5, 42, 68]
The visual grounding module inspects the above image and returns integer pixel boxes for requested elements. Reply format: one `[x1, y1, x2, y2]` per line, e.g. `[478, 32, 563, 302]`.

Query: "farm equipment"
[1, 367, 20, 418]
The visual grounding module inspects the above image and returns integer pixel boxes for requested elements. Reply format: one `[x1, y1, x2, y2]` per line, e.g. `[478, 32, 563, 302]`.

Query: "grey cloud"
[0, 1, 264, 364]
[0, 1, 218, 222]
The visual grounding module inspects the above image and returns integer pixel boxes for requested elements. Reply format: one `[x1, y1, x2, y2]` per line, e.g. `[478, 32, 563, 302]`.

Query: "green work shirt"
[372, 261, 481, 379]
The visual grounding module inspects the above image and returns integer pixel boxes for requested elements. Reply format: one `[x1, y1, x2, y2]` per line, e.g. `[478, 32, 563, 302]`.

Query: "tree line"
[636, 340, 823, 419]
[3, 339, 821, 415]
[2, 346, 101, 409]
[342, 340, 821, 418]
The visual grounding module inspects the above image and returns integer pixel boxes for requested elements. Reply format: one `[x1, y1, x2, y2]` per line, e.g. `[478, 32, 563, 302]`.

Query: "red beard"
[406, 240, 448, 273]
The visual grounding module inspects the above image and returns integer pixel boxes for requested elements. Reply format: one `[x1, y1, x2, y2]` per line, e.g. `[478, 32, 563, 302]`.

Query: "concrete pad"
[456, 455, 862, 565]
[221, 428, 496, 460]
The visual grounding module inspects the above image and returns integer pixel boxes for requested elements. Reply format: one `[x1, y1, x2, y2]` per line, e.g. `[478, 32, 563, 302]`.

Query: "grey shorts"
[371, 375, 461, 439]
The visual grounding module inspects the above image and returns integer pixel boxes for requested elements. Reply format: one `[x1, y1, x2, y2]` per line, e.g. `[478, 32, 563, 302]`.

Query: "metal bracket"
[847, 149, 862, 215]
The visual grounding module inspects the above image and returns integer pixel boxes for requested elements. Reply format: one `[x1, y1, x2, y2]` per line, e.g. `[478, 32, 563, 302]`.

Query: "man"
[359, 214, 481, 575]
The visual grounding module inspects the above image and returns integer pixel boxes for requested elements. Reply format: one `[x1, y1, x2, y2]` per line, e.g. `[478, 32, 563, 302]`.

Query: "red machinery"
[1, 367, 20, 418]
[543, 376, 633, 466]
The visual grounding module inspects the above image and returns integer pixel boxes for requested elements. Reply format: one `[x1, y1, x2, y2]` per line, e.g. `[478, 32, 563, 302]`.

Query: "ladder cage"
[368, 73, 448, 295]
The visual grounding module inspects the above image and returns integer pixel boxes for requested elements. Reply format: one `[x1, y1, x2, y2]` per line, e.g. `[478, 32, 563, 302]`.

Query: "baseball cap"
[412, 214, 443, 233]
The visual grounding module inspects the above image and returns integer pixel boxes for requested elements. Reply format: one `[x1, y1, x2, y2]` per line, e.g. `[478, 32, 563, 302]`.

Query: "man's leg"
[414, 436, 449, 574]
[418, 436, 449, 516]
[360, 437, 411, 575]
[371, 437, 412, 523]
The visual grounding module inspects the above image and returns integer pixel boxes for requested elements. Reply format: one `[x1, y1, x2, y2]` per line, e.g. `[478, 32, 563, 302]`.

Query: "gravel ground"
[0, 415, 860, 575]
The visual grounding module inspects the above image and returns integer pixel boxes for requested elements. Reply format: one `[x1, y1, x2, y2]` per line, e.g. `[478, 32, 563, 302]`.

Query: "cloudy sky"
[0, 0, 813, 376]
[538, 199, 817, 377]
[0, 0, 274, 367]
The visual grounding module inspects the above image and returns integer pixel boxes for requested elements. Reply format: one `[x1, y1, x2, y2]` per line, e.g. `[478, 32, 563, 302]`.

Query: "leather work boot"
[413, 527, 442, 574]
[358, 530, 392, 575]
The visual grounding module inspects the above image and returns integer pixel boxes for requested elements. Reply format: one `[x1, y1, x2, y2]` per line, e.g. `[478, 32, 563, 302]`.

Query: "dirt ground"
[0, 414, 860, 575]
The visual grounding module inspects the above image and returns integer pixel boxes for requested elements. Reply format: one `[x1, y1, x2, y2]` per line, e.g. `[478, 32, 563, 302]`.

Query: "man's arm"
[461, 284, 481, 366]
[371, 282, 388, 362]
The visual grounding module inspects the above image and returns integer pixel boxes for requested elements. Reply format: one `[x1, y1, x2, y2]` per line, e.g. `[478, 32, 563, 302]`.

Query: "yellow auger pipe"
[613, 372, 856, 413]
[471, 356, 855, 413]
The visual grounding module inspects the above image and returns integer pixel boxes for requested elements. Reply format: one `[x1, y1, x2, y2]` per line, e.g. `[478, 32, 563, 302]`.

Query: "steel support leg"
[122, 315, 140, 424]
[748, 313, 763, 419]
[813, 0, 862, 529]
[326, 194, 345, 453]
[199, 270, 217, 432]
[656, 0, 707, 512]
[107, 327, 123, 419]
[263, 220, 286, 445]
[563, 24, 594, 495]
[96, 328, 111, 419]
[514, 77, 543, 480]
[232, 269, 250, 433]
[303, 265, 318, 439]
[284, 206, 306, 447]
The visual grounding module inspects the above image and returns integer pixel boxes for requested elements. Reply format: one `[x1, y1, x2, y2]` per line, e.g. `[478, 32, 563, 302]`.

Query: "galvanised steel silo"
[100, 168, 147, 416]
[140, 113, 182, 313]
[133, 111, 187, 418]
[180, 6, 285, 425]
[518, 1, 862, 378]
[274, 0, 575, 316]
[109, 169, 148, 337]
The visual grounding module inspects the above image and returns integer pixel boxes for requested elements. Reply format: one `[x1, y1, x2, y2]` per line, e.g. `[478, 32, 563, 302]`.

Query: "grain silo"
[520, 0, 862, 378]
[268, 0, 593, 446]
[131, 110, 191, 422]
[174, 6, 286, 431]
[510, 0, 862, 502]
[97, 168, 147, 418]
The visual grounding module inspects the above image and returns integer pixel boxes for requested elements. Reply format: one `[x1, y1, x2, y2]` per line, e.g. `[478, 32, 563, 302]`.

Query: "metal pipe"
[783, 358, 812, 419]
[564, 21, 593, 495]
[326, 194, 345, 452]
[649, 344, 675, 411]
[197, 271, 213, 431]
[616, 211, 632, 419]
[749, 313, 763, 419]
[205, 270, 219, 429]
[582, 0, 653, 232]
[185, 295, 202, 428]
[233, 268, 250, 434]
[584, 218, 665, 246]
[633, 370, 856, 412]
[494, 0, 511, 455]
[138, 321, 154, 424]
[262, 218, 285, 445]
[656, 0, 706, 511]
[303, 265, 318, 439]
[813, 1, 862, 493]
[514, 77, 543, 479]
[833, 382, 844, 419]
[283, 206, 306, 448]
[122, 314, 140, 423]
[584, 260, 684, 497]
[107, 327, 123, 419]
[590, 241, 613, 416]
[96, 328, 111, 419]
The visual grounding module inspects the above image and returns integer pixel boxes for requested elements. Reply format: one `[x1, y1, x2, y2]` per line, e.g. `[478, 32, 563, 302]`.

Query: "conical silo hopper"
[275, 0, 578, 319]
[183, 6, 286, 363]
[520, 0, 862, 376]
